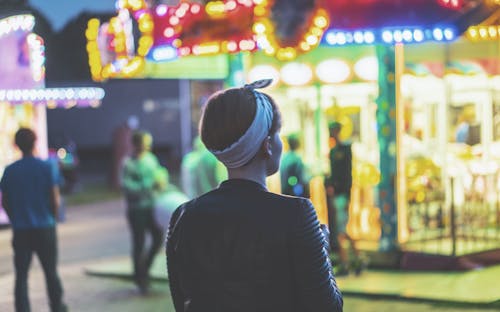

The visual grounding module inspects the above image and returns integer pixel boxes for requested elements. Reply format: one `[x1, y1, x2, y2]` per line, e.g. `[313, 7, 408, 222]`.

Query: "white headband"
[209, 79, 274, 168]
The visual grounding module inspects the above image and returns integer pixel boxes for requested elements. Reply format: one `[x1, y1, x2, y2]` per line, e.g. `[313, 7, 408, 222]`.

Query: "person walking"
[326, 121, 362, 276]
[121, 130, 165, 294]
[166, 80, 343, 312]
[280, 133, 310, 197]
[0, 128, 67, 312]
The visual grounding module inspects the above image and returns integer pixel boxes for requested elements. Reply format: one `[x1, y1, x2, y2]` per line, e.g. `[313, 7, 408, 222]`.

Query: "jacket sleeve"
[290, 198, 343, 311]
[166, 204, 187, 312]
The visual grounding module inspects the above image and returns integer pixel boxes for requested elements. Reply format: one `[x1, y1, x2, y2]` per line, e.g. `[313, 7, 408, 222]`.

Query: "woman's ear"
[261, 136, 272, 157]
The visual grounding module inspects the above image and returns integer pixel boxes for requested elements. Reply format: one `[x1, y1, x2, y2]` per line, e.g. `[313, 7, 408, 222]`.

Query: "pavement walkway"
[85, 254, 500, 307]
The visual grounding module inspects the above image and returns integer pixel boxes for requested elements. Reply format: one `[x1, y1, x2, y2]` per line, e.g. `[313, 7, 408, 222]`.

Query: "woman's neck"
[227, 161, 267, 187]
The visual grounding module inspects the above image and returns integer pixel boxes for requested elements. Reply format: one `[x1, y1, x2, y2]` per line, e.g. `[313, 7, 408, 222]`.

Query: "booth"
[0, 14, 105, 225]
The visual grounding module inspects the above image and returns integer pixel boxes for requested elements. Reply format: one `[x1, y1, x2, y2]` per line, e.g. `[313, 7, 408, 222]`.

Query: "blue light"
[364, 31, 375, 44]
[402, 30, 413, 42]
[433, 28, 444, 41]
[150, 45, 178, 62]
[393, 30, 403, 42]
[354, 31, 364, 43]
[382, 30, 393, 43]
[345, 32, 354, 43]
[325, 31, 336, 45]
[413, 29, 424, 42]
[444, 28, 454, 40]
[336, 32, 347, 45]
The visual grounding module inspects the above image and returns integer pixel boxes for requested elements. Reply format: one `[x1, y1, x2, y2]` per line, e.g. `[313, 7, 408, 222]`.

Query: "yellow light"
[314, 15, 328, 28]
[139, 35, 153, 47]
[468, 27, 478, 38]
[172, 39, 182, 48]
[139, 20, 153, 32]
[253, 23, 266, 34]
[276, 48, 296, 61]
[311, 27, 323, 36]
[306, 35, 318, 45]
[264, 47, 275, 55]
[128, 0, 144, 11]
[89, 100, 100, 108]
[488, 26, 498, 38]
[253, 0, 265, 4]
[479, 27, 488, 38]
[300, 42, 310, 51]
[206, 1, 226, 16]
[86, 42, 98, 52]
[47, 101, 57, 109]
[254, 6, 266, 16]
[65, 101, 77, 109]
[88, 18, 100, 29]
[192, 43, 220, 55]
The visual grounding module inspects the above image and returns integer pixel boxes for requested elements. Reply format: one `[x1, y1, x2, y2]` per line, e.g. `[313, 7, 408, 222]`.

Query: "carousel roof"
[86, 0, 500, 80]
[322, 0, 488, 30]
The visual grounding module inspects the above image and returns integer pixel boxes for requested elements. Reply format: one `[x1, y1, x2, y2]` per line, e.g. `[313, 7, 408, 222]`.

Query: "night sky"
[29, 0, 116, 31]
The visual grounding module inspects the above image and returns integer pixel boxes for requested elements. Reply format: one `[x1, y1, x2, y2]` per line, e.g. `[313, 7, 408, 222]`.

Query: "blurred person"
[455, 105, 475, 144]
[166, 80, 343, 311]
[0, 128, 67, 312]
[326, 121, 362, 276]
[181, 136, 226, 199]
[280, 133, 310, 197]
[111, 115, 139, 190]
[121, 130, 165, 294]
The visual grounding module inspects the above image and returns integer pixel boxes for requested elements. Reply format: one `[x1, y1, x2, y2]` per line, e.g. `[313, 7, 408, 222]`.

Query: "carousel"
[86, 0, 500, 267]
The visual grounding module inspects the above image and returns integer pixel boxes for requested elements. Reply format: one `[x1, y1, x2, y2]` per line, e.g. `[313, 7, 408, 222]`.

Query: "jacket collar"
[219, 179, 267, 192]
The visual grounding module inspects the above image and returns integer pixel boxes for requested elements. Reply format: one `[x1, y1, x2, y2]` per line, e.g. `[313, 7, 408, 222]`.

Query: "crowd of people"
[0, 80, 367, 311]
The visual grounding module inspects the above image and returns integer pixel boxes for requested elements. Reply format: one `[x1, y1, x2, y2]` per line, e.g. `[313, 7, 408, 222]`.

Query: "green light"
[288, 176, 298, 186]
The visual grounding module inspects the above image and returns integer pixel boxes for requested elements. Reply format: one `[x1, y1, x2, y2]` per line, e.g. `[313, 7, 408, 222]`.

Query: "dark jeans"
[127, 208, 164, 287]
[12, 227, 64, 312]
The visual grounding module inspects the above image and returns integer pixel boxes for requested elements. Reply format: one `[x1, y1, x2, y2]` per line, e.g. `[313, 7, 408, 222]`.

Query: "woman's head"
[200, 82, 282, 174]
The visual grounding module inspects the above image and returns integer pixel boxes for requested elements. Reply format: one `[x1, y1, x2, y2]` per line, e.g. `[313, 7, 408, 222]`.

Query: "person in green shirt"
[181, 136, 226, 199]
[122, 130, 165, 294]
[280, 134, 309, 197]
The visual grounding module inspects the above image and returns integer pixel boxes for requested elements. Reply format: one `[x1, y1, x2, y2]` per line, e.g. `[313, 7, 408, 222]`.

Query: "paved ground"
[1, 198, 499, 311]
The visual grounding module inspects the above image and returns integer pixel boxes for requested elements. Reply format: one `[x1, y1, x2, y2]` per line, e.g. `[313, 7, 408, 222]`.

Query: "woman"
[166, 80, 343, 311]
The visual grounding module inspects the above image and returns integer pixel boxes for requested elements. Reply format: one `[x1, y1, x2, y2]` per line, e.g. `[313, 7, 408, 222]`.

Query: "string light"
[0, 88, 105, 108]
[323, 26, 456, 46]
[0, 15, 35, 38]
[466, 25, 500, 41]
[254, 0, 329, 61]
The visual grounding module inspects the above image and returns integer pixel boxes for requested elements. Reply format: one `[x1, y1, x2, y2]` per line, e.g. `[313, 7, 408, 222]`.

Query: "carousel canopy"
[86, 0, 498, 80]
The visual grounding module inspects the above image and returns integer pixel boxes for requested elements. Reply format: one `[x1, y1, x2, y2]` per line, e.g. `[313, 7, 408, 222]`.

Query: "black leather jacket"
[166, 179, 343, 312]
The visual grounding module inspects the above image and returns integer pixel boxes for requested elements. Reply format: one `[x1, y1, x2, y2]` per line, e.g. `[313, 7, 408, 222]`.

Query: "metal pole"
[450, 176, 457, 257]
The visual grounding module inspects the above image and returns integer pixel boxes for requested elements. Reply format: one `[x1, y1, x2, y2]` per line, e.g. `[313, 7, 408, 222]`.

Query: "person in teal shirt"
[0, 128, 67, 312]
[280, 134, 309, 197]
[122, 130, 165, 294]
